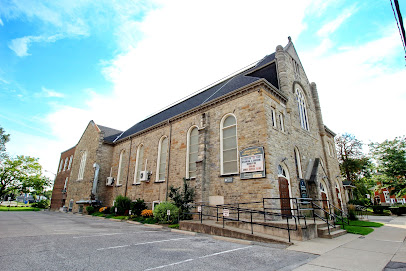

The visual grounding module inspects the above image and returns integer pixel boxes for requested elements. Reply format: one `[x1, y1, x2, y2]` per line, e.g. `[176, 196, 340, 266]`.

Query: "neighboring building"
[57, 38, 345, 214]
[50, 146, 75, 210]
[374, 187, 406, 205]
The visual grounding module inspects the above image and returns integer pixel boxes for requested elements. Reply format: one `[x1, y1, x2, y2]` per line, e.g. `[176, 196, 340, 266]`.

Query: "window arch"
[68, 155, 73, 170]
[58, 159, 64, 173]
[78, 151, 87, 180]
[220, 114, 238, 175]
[186, 126, 199, 179]
[156, 136, 168, 182]
[296, 87, 309, 131]
[116, 150, 125, 185]
[294, 147, 303, 179]
[63, 157, 68, 171]
[134, 144, 144, 185]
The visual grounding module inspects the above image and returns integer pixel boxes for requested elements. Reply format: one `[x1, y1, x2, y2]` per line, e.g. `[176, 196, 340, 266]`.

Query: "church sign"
[240, 146, 265, 179]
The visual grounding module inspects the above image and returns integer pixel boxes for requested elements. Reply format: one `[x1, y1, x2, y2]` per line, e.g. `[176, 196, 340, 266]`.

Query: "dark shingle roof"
[97, 125, 123, 143]
[114, 52, 278, 142]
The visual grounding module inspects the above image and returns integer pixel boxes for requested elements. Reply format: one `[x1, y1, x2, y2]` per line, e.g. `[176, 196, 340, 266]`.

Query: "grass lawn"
[341, 225, 374, 235]
[336, 220, 384, 227]
[0, 206, 41, 211]
[338, 219, 384, 235]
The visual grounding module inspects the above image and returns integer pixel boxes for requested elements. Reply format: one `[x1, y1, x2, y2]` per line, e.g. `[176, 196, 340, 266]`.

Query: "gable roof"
[112, 51, 280, 143]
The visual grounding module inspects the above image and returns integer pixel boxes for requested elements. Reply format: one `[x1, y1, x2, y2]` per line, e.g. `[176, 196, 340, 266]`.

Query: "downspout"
[92, 163, 100, 198]
[165, 120, 173, 201]
[124, 137, 133, 197]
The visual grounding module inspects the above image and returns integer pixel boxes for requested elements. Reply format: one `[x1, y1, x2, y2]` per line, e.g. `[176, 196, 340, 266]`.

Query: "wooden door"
[279, 177, 292, 216]
[321, 192, 328, 210]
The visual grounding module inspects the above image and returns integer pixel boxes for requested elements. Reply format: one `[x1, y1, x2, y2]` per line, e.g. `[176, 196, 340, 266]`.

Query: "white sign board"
[223, 208, 229, 217]
[167, 210, 171, 216]
[8, 197, 11, 201]
[197, 206, 202, 213]
[129, 210, 132, 215]
[115, 207, 117, 213]
[240, 154, 264, 173]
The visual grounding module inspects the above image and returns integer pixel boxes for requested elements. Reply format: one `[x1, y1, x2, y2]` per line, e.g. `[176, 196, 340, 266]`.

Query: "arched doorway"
[278, 164, 292, 216]
[319, 180, 329, 210]
[335, 181, 343, 209]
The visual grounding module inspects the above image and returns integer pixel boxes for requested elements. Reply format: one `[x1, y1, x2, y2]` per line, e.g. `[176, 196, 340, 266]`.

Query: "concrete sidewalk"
[288, 215, 406, 271]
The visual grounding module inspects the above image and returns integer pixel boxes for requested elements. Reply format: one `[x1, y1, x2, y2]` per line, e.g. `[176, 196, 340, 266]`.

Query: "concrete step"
[179, 220, 292, 245]
[318, 229, 347, 239]
[317, 225, 341, 236]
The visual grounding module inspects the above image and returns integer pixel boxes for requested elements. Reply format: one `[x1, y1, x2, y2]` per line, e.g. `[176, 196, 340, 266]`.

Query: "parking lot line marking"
[73, 233, 123, 238]
[97, 237, 191, 251]
[143, 246, 252, 270]
[98, 244, 130, 250]
[198, 246, 251, 259]
[144, 259, 194, 270]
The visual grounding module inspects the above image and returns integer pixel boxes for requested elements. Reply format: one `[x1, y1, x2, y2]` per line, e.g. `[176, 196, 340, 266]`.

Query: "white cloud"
[0, 17, 3, 26]
[317, 5, 358, 37]
[8, 34, 63, 57]
[301, 30, 406, 144]
[41, 87, 65, 98]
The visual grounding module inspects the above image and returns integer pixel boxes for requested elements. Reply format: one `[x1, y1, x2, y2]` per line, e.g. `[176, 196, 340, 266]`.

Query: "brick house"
[50, 146, 75, 210]
[374, 187, 406, 205]
[57, 38, 346, 214]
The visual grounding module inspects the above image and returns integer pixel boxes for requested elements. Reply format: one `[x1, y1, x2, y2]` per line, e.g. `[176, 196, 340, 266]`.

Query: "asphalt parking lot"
[0, 211, 316, 271]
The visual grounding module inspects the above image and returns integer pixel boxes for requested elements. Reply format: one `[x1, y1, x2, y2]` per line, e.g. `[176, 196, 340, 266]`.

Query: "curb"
[143, 224, 163, 229]
[109, 218, 123, 222]
[127, 221, 142, 225]
[170, 229, 197, 236]
[212, 236, 254, 245]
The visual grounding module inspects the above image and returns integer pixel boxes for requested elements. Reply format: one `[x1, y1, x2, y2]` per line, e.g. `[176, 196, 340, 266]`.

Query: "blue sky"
[0, 0, 405, 177]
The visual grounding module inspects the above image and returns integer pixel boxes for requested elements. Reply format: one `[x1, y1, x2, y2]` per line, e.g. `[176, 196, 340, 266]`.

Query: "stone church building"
[51, 38, 345, 214]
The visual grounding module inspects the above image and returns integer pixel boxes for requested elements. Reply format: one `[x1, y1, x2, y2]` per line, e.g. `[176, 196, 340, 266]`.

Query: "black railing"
[184, 199, 308, 243]
[183, 197, 349, 241]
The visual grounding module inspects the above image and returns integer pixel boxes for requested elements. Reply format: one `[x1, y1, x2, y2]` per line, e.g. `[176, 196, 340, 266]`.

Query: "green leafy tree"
[168, 178, 195, 220]
[0, 155, 51, 200]
[336, 134, 370, 182]
[0, 126, 10, 161]
[370, 136, 406, 197]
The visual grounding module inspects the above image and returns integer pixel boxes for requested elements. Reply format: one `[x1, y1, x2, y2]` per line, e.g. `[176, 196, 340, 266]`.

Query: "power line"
[390, 0, 406, 63]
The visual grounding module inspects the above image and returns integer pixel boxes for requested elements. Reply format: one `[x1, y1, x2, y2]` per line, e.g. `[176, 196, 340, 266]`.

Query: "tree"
[336, 133, 370, 182]
[370, 136, 406, 197]
[0, 155, 51, 200]
[0, 126, 10, 162]
[168, 178, 195, 219]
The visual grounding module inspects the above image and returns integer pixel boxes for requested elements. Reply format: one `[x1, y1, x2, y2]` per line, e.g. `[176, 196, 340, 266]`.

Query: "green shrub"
[144, 217, 158, 224]
[348, 198, 371, 207]
[347, 204, 358, 220]
[130, 198, 147, 216]
[168, 224, 179, 229]
[153, 202, 179, 223]
[86, 206, 95, 215]
[31, 200, 49, 209]
[114, 195, 131, 215]
[168, 178, 195, 220]
[372, 205, 385, 214]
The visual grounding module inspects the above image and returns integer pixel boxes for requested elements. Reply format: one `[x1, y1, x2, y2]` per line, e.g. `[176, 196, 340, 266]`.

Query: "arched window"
[63, 157, 68, 171]
[156, 136, 168, 182]
[134, 144, 144, 185]
[58, 159, 64, 173]
[220, 114, 238, 175]
[296, 87, 309, 131]
[294, 147, 303, 179]
[116, 150, 125, 185]
[68, 155, 73, 170]
[78, 151, 87, 180]
[186, 126, 199, 179]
